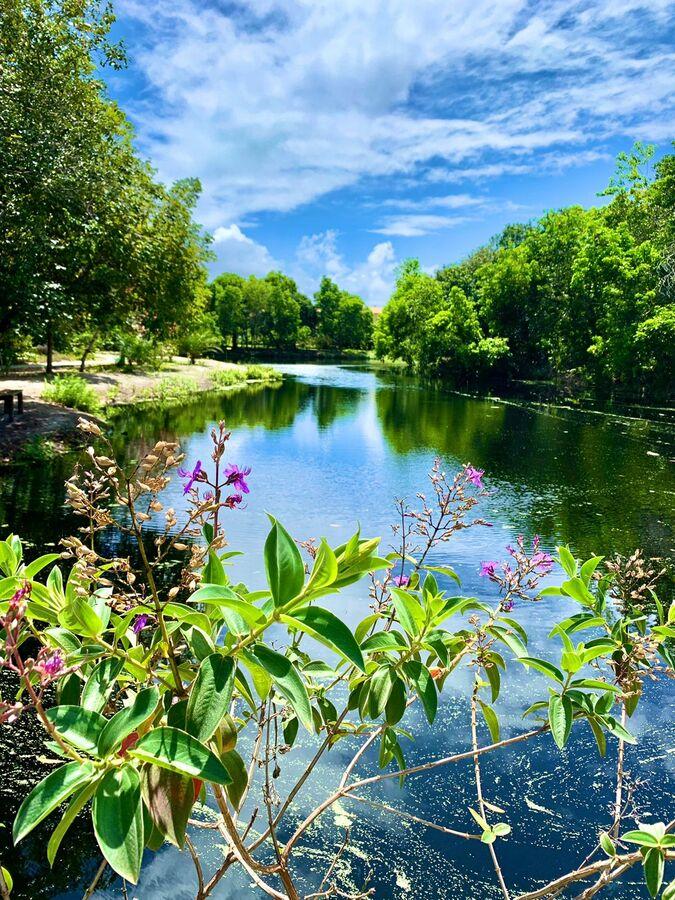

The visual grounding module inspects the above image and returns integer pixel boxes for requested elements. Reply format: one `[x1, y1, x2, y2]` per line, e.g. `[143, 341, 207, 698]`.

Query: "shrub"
[243, 363, 283, 381]
[42, 375, 101, 414]
[116, 332, 168, 370]
[0, 427, 672, 899]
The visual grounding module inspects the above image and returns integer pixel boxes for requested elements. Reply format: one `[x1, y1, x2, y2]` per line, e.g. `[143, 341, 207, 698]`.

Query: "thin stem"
[347, 794, 481, 841]
[82, 858, 107, 900]
[611, 702, 627, 839]
[471, 681, 510, 900]
[185, 835, 205, 897]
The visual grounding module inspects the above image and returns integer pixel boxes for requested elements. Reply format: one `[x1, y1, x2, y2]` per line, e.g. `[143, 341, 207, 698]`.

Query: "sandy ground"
[0, 356, 251, 461]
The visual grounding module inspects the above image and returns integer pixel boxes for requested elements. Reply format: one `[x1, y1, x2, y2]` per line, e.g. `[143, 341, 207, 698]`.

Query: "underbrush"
[42, 375, 101, 414]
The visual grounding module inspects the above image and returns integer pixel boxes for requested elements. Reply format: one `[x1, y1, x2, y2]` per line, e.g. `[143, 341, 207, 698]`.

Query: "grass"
[209, 364, 282, 389]
[42, 375, 101, 414]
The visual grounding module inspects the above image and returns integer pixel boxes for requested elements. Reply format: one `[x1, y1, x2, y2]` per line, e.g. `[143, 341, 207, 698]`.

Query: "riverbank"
[0, 357, 281, 463]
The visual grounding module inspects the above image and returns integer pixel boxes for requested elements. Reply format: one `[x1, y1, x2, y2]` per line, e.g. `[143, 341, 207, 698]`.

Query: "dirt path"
[0, 357, 272, 462]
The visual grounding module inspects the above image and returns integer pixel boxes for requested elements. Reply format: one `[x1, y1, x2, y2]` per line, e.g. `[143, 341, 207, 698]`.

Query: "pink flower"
[178, 460, 203, 494]
[393, 574, 410, 587]
[36, 650, 64, 680]
[224, 492, 244, 508]
[464, 465, 485, 489]
[479, 561, 499, 578]
[224, 464, 251, 494]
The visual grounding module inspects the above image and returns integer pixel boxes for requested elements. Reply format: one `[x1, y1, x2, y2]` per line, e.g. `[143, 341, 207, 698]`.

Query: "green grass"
[209, 365, 282, 389]
[42, 375, 101, 414]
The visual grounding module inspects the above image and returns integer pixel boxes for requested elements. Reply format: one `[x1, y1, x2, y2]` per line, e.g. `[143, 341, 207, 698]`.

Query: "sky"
[107, 0, 675, 305]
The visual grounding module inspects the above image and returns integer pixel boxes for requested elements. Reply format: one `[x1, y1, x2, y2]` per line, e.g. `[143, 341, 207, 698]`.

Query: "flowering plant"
[0, 420, 673, 900]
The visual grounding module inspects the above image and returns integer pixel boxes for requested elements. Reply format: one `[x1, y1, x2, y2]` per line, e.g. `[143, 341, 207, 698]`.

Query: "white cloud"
[117, 0, 675, 227]
[292, 230, 398, 304]
[296, 230, 345, 278]
[210, 224, 279, 276]
[373, 214, 473, 237]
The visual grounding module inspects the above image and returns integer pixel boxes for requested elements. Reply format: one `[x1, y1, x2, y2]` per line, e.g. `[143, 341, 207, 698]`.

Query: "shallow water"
[1, 364, 674, 899]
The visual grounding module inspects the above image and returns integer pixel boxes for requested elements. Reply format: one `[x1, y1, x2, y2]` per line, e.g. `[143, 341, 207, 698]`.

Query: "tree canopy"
[376, 143, 675, 398]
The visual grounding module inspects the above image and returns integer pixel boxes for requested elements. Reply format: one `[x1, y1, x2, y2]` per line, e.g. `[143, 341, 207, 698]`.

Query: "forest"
[376, 145, 675, 399]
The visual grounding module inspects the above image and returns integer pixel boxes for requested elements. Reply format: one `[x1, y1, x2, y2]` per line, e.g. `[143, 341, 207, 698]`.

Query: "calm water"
[1, 364, 674, 899]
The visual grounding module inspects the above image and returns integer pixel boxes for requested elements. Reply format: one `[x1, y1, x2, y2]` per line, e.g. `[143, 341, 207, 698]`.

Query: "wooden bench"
[0, 390, 24, 421]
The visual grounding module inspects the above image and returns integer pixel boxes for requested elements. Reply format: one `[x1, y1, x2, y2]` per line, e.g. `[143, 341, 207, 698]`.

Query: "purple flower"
[479, 561, 499, 578]
[464, 465, 485, 489]
[224, 464, 251, 494]
[131, 614, 150, 635]
[532, 551, 554, 574]
[393, 574, 410, 587]
[9, 583, 30, 613]
[203, 490, 214, 502]
[37, 650, 64, 679]
[224, 492, 244, 509]
[178, 460, 203, 494]
[501, 599, 514, 612]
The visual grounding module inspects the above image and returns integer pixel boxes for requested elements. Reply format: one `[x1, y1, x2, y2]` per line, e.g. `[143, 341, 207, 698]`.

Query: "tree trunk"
[79, 332, 98, 372]
[46, 321, 53, 375]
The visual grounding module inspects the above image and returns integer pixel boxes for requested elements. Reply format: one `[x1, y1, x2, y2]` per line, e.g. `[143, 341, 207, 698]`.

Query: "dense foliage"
[376, 144, 675, 398]
[211, 272, 374, 352]
[0, 0, 213, 371]
[0, 421, 673, 898]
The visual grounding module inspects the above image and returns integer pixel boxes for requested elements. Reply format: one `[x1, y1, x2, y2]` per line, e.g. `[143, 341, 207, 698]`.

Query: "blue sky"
[108, 0, 675, 304]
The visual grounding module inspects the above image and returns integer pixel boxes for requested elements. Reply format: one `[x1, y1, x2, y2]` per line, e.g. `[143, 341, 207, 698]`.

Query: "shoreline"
[0, 357, 282, 464]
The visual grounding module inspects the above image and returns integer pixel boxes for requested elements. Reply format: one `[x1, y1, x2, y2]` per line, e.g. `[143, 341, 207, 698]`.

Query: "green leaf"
[423, 565, 461, 586]
[264, 515, 305, 606]
[222, 749, 248, 810]
[186, 654, 235, 743]
[486, 625, 527, 658]
[368, 666, 395, 719]
[0, 867, 12, 894]
[587, 717, 607, 757]
[188, 585, 266, 630]
[305, 539, 338, 594]
[13, 762, 95, 844]
[643, 847, 665, 898]
[621, 830, 661, 847]
[518, 656, 564, 683]
[548, 694, 573, 749]
[390, 588, 425, 637]
[81, 657, 124, 712]
[403, 660, 437, 724]
[469, 807, 490, 832]
[602, 715, 637, 744]
[24, 554, 62, 579]
[140, 765, 194, 849]
[203, 550, 227, 586]
[662, 879, 675, 900]
[478, 700, 500, 743]
[252, 645, 313, 732]
[47, 779, 100, 866]
[92, 766, 144, 884]
[570, 679, 621, 694]
[557, 545, 577, 577]
[98, 687, 161, 757]
[385, 676, 407, 726]
[599, 832, 616, 857]
[130, 727, 232, 785]
[361, 632, 407, 653]
[485, 664, 500, 703]
[282, 606, 365, 671]
[45, 706, 106, 754]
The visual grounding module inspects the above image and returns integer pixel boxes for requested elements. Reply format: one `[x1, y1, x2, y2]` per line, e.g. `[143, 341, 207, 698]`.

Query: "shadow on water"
[0, 364, 673, 898]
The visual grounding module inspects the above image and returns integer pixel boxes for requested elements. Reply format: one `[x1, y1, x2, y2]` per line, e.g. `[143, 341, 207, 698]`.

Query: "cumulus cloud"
[116, 0, 675, 228]
[211, 224, 279, 276]
[293, 231, 398, 305]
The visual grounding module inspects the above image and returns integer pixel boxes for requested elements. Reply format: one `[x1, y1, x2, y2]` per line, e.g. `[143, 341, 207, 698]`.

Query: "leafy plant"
[0, 424, 672, 898]
[42, 375, 101, 414]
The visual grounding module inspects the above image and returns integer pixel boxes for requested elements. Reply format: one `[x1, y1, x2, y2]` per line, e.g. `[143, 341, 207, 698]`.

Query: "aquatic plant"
[0, 421, 673, 899]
